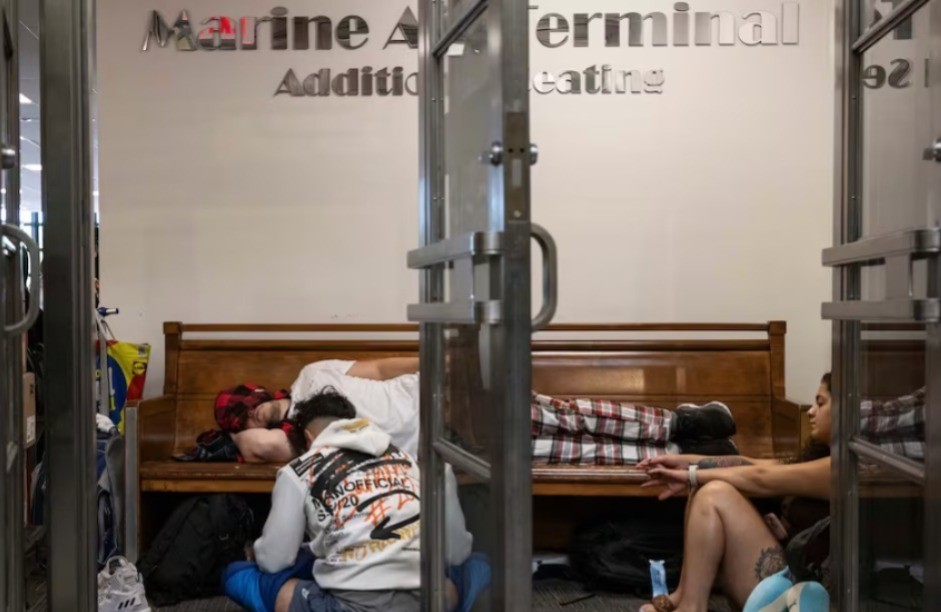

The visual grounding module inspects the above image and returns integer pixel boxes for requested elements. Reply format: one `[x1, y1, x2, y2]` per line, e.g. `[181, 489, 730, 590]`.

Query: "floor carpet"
[157, 580, 733, 611]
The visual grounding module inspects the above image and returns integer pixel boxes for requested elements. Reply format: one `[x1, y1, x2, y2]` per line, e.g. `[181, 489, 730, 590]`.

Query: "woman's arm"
[644, 457, 831, 500]
[637, 454, 778, 471]
[697, 458, 830, 498]
[696, 455, 779, 468]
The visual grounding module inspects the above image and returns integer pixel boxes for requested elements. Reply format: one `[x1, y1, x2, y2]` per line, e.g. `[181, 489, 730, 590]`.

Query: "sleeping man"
[217, 357, 739, 470]
[216, 359, 486, 611]
[214, 358, 422, 466]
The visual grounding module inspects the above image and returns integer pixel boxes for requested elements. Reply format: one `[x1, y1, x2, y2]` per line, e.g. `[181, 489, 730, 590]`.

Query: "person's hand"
[641, 466, 690, 501]
[763, 513, 789, 541]
[637, 455, 693, 471]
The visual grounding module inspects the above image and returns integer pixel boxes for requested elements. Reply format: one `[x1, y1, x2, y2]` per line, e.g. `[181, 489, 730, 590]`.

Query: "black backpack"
[138, 494, 254, 606]
[568, 518, 684, 595]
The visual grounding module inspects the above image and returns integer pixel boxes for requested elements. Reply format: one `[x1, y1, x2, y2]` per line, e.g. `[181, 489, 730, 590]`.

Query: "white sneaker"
[97, 556, 151, 612]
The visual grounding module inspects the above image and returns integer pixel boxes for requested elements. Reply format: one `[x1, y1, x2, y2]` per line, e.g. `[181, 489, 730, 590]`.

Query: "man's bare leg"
[275, 579, 299, 612]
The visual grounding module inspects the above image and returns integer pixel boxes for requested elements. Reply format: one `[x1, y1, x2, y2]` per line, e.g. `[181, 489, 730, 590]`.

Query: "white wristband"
[688, 464, 699, 489]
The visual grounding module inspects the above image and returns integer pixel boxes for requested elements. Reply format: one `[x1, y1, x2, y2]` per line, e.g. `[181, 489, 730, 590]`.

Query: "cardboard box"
[23, 372, 36, 447]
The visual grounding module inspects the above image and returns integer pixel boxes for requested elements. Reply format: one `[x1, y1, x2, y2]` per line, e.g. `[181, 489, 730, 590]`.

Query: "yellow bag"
[96, 320, 151, 433]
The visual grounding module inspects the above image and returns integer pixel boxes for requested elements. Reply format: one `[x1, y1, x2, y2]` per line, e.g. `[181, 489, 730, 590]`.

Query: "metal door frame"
[40, 0, 98, 606]
[412, 0, 540, 608]
[830, 0, 941, 608]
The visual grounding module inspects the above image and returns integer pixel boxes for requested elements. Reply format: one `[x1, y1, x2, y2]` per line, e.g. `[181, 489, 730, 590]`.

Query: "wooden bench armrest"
[771, 396, 807, 458]
[138, 395, 177, 462]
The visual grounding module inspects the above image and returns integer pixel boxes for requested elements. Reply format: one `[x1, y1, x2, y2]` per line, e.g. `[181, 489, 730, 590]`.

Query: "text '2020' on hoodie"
[254, 418, 421, 591]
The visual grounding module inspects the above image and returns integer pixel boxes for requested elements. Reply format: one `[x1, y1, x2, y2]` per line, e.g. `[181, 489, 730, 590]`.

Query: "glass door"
[0, 0, 40, 606]
[827, 1, 941, 608]
[408, 0, 555, 608]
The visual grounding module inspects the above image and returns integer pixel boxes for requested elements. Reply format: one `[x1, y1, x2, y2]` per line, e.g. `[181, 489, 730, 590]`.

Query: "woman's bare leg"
[670, 481, 786, 612]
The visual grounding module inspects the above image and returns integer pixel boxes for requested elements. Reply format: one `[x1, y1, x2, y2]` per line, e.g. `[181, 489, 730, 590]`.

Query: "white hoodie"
[254, 418, 421, 591]
[288, 360, 473, 566]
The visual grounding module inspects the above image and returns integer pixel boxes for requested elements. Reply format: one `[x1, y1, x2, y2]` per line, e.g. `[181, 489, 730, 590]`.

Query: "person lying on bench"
[214, 358, 421, 464]
[217, 357, 740, 466]
[224, 387, 452, 612]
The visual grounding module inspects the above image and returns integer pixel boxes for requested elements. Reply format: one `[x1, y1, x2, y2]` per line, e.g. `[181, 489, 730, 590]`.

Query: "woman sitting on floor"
[638, 373, 835, 612]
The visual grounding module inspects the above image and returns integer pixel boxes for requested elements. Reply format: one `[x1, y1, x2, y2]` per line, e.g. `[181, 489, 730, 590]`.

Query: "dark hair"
[783, 372, 833, 464]
[292, 387, 356, 431]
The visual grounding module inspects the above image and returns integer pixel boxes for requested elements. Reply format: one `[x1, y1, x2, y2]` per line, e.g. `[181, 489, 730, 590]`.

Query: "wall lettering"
[862, 58, 932, 89]
[141, 2, 804, 98]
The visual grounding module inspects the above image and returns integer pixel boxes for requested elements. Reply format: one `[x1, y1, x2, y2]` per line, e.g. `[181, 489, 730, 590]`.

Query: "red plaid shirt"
[859, 387, 926, 460]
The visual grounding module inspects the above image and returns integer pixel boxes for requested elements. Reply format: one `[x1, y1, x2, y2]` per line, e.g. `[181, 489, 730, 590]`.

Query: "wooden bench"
[134, 321, 803, 549]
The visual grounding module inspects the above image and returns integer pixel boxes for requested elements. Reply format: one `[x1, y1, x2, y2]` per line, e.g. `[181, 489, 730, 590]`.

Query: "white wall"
[98, 0, 835, 402]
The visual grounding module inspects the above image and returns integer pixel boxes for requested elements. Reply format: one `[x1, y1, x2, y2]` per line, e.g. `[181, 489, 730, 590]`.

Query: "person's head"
[808, 372, 832, 444]
[291, 386, 357, 445]
[246, 398, 291, 428]
[214, 384, 291, 433]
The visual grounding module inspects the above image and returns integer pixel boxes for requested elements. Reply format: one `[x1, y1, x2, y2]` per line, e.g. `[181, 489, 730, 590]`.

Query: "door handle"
[923, 138, 941, 162]
[1, 224, 41, 335]
[1, 145, 16, 170]
[530, 224, 557, 330]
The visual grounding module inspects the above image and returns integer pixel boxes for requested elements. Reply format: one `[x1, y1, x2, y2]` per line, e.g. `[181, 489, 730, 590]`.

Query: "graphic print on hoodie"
[253, 418, 421, 592]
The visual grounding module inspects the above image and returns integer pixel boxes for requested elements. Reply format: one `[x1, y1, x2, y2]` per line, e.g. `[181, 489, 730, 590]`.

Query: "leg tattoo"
[754, 546, 787, 581]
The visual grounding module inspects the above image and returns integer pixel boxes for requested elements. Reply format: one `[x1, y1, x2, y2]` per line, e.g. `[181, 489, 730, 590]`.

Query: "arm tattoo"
[696, 456, 754, 470]
[754, 546, 788, 581]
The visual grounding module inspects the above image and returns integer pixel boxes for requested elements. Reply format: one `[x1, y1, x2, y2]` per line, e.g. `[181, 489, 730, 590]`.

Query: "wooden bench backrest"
[861, 324, 925, 400]
[161, 322, 788, 458]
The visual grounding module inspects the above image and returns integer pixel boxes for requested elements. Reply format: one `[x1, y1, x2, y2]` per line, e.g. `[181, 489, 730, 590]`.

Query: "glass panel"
[859, 323, 926, 463]
[859, 0, 916, 39]
[440, 9, 496, 338]
[443, 325, 492, 463]
[436, 15, 496, 604]
[438, 0, 481, 44]
[859, 5, 934, 239]
[442, 324, 494, 609]
[442, 13, 491, 240]
[857, 464, 925, 610]
[859, 259, 931, 301]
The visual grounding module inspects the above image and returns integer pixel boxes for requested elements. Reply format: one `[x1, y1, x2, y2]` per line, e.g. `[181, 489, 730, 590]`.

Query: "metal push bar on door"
[822, 299, 941, 322]
[407, 230, 503, 324]
[823, 226, 941, 322]
[822, 227, 941, 266]
[1, 225, 41, 333]
[407, 225, 557, 327]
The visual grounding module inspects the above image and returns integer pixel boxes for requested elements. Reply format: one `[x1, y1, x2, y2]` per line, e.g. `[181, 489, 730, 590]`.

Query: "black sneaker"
[679, 437, 739, 456]
[673, 402, 736, 441]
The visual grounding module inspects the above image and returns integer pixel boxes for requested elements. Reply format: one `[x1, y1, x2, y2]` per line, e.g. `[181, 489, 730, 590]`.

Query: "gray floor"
[157, 580, 734, 612]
